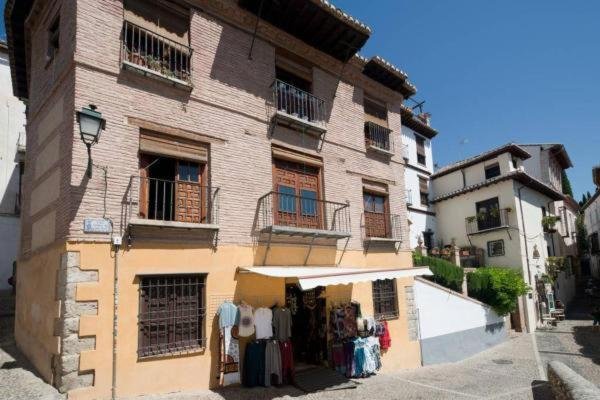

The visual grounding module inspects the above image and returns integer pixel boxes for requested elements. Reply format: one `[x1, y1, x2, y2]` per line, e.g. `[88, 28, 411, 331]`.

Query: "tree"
[576, 214, 589, 254]
[467, 267, 530, 316]
[561, 170, 573, 197]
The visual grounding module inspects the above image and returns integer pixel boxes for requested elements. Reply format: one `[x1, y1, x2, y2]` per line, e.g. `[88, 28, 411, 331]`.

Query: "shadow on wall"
[0, 166, 20, 215]
[573, 326, 600, 365]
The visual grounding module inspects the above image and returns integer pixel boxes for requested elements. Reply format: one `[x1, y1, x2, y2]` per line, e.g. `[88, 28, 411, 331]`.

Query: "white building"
[400, 105, 438, 250]
[582, 167, 600, 278]
[0, 41, 26, 291]
[430, 143, 564, 333]
[519, 144, 577, 305]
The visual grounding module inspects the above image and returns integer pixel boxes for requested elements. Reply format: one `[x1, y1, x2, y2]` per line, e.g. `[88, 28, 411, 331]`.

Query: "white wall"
[414, 279, 505, 340]
[584, 193, 600, 278]
[402, 125, 436, 249]
[0, 46, 26, 290]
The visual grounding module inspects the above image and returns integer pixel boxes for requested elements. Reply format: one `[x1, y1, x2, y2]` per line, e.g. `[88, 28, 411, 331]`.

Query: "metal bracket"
[262, 227, 274, 265]
[336, 236, 351, 266]
[304, 235, 318, 265]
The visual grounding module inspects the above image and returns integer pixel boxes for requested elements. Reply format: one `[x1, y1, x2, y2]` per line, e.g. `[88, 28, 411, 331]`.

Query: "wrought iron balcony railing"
[121, 21, 192, 85]
[126, 176, 219, 227]
[272, 79, 326, 129]
[466, 208, 510, 234]
[363, 212, 402, 240]
[258, 191, 350, 237]
[364, 122, 393, 153]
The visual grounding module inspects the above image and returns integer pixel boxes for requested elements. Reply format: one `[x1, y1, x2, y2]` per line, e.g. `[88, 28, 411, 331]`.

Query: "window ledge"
[273, 110, 327, 135]
[366, 144, 394, 156]
[365, 237, 401, 242]
[129, 218, 219, 230]
[122, 60, 193, 91]
[138, 346, 205, 361]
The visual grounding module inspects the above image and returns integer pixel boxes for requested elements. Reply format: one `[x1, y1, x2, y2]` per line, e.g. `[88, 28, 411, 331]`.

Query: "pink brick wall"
[25, 0, 411, 253]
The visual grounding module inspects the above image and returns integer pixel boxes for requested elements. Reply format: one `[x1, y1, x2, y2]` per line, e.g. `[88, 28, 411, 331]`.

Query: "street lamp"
[76, 105, 106, 178]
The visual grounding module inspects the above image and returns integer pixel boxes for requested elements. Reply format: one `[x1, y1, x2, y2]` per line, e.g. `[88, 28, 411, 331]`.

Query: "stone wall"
[53, 251, 98, 393]
[547, 361, 600, 400]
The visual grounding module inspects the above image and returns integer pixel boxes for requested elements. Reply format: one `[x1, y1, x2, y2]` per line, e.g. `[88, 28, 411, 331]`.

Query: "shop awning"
[237, 266, 432, 290]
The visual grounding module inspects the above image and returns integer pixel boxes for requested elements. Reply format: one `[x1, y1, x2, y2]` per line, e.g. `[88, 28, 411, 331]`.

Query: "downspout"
[517, 185, 533, 331]
[111, 245, 120, 400]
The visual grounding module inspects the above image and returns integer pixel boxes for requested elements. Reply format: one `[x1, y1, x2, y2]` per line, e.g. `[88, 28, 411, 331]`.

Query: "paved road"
[536, 294, 600, 387]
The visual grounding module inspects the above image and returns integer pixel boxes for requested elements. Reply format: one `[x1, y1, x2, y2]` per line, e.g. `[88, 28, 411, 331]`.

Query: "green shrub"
[413, 253, 464, 292]
[467, 267, 530, 316]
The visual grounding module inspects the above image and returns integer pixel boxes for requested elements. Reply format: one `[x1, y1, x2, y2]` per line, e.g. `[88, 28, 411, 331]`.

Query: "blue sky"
[335, 0, 599, 200]
[0, 0, 5, 41]
[1, 1, 598, 198]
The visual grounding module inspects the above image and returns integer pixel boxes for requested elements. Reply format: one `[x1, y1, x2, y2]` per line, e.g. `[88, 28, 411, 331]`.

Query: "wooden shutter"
[419, 177, 428, 193]
[140, 129, 208, 162]
[416, 136, 426, 156]
[363, 96, 388, 127]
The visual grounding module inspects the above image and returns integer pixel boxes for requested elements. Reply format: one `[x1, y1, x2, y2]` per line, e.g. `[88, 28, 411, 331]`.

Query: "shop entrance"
[285, 284, 328, 366]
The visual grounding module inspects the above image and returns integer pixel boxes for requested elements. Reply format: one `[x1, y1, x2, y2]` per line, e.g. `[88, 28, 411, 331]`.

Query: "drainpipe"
[517, 185, 534, 332]
[111, 244, 121, 400]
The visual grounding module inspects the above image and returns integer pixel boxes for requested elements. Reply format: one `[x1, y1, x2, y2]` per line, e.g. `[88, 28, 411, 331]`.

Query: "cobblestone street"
[536, 294, 600, 387]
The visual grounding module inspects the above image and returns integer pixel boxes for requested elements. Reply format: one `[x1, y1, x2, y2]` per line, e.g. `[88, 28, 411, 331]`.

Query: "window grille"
[372, 279, 399, 320]
[138, 274, 206, 358]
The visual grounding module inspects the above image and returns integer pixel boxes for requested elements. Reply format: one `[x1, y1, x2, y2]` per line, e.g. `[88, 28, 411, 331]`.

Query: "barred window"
[138, 274, 206, 358]
[372, 279, 399, 320]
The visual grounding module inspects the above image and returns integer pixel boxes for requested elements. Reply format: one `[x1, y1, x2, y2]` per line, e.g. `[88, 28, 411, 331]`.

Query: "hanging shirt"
[218, 301, 239, 329]
[254, 307, 273, 339]
[238, 304, 255, 337]
[272, 307, 292, 341]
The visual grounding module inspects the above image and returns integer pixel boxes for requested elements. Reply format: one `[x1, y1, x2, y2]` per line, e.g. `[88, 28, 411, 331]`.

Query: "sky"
[334, 0, 599, 201]
[0, 1, 598, 199]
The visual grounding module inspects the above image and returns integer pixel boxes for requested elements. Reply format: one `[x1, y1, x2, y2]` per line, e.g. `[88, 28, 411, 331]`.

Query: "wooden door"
[138, 154, 154, 219]
[175, 161, 202, 223]
[363, 192, 389, 238]
[273, 159, 321, 229]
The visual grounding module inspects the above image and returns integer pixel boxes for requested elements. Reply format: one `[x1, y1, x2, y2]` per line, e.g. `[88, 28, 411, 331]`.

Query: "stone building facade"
[5, 0, 431, 398]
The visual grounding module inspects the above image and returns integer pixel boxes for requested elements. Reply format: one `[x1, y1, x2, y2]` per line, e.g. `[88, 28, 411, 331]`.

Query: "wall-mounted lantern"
[76, 104, 106, 178]
[532, 245, 540, 259]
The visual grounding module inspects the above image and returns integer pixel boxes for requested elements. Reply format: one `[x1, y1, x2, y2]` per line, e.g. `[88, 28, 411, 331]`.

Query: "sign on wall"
[83, 218, 112, 234]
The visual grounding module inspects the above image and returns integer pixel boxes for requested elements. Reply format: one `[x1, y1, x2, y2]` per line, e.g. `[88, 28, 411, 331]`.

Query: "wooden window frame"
[415, 135, 426, 166]
[487, 239, 505, 257]
[363, 96, 388, 127]
[138, 274, 206, 359]
[419, 176, 429, 206]
[372, 279, 399, 320]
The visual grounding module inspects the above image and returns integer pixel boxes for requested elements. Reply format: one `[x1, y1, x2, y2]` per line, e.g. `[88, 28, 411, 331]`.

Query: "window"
[364, 191, 389, 238]
[178, 161, 199, 182]
[138, 274, 206, 358]
[300, 189, 317, 216]
[363, 97, 388, 122]
[423, 230, 434, 250]
[590, 232, 600, 254]
[372, 279, 398, 320]
[416, 136, 426, 165]
[511, 157, 518, 169]
[364, 192, 386, 213]
[475, 197, 501, 231]
[419, 177, 429, 206]
[487, 240, 505, 257]
[47, 15, 60, 61]
[278, 185, 296, 213]
[484, 163, 501, 180]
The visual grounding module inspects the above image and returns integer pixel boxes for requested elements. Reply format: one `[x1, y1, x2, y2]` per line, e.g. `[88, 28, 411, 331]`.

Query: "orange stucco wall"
[41, 241, 422, 399]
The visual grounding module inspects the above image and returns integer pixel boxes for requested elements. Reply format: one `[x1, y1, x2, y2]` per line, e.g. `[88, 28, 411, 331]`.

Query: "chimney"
[417, 112, 431, 126]
[593, 166, 600, 188]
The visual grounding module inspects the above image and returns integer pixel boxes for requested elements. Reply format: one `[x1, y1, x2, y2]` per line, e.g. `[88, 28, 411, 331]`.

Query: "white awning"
[237, 266, 432, 290]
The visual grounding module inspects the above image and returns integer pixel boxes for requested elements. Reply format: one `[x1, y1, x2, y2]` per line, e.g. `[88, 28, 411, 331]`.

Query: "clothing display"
[272, 307, 292, 341]
[217, 300, 239, 329]
[219, 325, 241, 386]
[254, 307, 274, 339]
[265, 340, 282, 387]
[279, 340, 294, 384]
[378, 321, 391, 350]
[243, 340, 266, 387]
[237, 303, 255, 337]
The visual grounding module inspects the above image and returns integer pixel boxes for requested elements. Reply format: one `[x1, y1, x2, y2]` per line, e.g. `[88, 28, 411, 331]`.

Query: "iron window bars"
[138, 274, 206, 358]
[372, 279, 399, 320]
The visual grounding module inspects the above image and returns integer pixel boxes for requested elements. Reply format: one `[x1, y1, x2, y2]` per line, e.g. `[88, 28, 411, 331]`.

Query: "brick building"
[5, 0, 432, 398]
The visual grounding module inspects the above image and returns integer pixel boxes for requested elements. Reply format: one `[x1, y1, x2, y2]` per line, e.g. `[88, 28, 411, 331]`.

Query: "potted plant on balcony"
[546, 256, 566, 279]
[542, 215, 560, 233]
[466, 216, 477, 223]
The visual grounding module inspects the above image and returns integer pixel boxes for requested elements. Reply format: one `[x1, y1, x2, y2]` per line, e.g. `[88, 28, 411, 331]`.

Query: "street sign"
[83, 218, 112, 234]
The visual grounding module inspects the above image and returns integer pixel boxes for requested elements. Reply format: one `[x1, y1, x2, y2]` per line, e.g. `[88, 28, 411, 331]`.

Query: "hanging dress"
[217, 301, 241, 386]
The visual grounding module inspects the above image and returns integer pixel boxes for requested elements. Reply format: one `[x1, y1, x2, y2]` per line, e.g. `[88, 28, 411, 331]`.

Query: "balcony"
[362, 212, 402, 242]
[126, 176, 219, 231]
[258, 191, 350, 239]
[364, 122, 394, 155]
[401, 144, 409, 160]
[466, 208, 511, 235]
[272, 80, 327, 135]
[121, 21, 193, 89]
